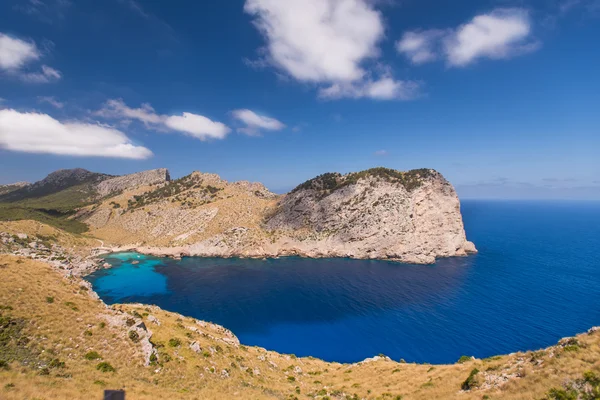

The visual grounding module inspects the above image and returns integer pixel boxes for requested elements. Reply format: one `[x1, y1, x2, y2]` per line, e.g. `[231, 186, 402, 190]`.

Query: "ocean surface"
[86, 200, 600, 364]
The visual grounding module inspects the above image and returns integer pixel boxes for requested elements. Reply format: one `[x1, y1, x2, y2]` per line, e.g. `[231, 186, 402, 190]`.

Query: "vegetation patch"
[291, 168, 435, 198]
[84, 351, 102, 361]
[96, 362, 116, 373]
[461, 368, 480, 391]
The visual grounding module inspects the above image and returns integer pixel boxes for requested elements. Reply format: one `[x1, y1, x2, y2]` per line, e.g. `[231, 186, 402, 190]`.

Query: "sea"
[86, 200, 600, 364]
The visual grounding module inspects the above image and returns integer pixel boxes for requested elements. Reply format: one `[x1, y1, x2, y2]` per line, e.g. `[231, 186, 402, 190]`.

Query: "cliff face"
[263, 168, 476, 263]
[96, 168, 170, 197]
[84, 167, 475, 264]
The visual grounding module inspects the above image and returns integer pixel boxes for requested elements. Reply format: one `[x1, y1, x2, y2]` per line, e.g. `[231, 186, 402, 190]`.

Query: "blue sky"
[0, 0, 599, 199]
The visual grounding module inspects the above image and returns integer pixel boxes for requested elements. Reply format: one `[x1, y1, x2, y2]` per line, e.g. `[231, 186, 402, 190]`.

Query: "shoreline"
[91, 242, 478, 267]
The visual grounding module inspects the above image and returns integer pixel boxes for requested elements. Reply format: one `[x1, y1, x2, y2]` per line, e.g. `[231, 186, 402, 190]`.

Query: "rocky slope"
[0, 233, 598, 399]
[0, 168, 111, 203]
[96, 168, 170, 197]
[82, 167, 475, 264]
[264, 168, 476, 263]
[0, 182, 29, 196]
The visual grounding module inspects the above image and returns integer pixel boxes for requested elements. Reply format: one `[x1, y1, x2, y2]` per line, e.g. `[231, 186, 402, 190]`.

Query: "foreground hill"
[76, 167, 475, 264]
[0, 221, 599, 399]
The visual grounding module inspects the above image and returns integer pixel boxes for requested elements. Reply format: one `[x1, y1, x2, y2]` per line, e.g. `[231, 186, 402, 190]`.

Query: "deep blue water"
[87, 201, 600, 364]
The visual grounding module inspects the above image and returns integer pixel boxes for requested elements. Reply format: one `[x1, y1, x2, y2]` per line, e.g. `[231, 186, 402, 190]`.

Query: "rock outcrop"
[0, 181, 30, 196]
[264, 168, 476, 263]
[96, 168, 171, 197]
[85, 167, 475, 264]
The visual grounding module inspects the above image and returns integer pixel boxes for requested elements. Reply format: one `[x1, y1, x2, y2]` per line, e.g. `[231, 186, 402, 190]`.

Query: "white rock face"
[96, 168, 170, 197]
[86, 168, 475, 264]
[263, 169, 476, 264]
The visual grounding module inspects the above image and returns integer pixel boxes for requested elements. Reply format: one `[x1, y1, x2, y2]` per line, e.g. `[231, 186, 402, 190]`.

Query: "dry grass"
[1, 253, 600, 399]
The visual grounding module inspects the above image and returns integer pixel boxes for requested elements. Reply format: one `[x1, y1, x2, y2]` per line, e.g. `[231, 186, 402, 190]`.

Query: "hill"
[0, 222, 598, 399]
[80, 167, 475, 264]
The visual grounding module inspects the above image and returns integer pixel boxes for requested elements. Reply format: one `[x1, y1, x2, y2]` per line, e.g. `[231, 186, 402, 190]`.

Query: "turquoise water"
[87, 201, 600, 364]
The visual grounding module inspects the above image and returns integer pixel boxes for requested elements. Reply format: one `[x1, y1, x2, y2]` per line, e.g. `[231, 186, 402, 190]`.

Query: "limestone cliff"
[264, 168, 476, 264]
[96, 168, 171, 197]
[84, 167, 475, 264]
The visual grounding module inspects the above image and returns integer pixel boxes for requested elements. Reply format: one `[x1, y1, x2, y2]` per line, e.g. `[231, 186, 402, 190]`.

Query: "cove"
[86, 200, 600, 364]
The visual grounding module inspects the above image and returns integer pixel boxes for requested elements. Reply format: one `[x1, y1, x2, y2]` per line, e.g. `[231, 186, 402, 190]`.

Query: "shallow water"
[87, 200, 600, 364]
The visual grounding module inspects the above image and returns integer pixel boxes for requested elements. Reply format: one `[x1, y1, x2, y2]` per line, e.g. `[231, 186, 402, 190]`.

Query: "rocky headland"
[76, 167, 476, 264]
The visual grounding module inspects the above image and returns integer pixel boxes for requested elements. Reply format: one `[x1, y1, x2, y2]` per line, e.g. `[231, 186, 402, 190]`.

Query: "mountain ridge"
[0, 166, 476, 263]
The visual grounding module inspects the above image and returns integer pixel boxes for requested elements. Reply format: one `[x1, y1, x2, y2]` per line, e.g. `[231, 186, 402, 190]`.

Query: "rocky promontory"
[84, 167, 476, 264]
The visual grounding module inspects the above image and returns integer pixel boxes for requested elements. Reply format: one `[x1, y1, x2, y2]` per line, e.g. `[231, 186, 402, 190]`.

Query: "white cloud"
[396, 30, 446, 65]
[0, 109, 152, 159]
[244, 0, 414, 100]
[164, 113, 230, 140]
[37, 96, 64, 109]
[96, 99, 231, 141]
[96, 99, 162, 125]
[319, 75, 421, 100]
[244, 0, 383, 82]
[374, 150, 389, 156]
[0, 33, 62, 83]
[0, 33, 40, 70]
[397, 9, 538, 67]
[20, 65, 62, 83]
[232, 109, 285, 136]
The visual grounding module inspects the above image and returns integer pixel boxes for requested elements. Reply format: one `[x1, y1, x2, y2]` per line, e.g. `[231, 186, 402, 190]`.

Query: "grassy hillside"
[0, 204, 89, 234]
[0, 169, 117, 234]
[1, 241, 600, 399]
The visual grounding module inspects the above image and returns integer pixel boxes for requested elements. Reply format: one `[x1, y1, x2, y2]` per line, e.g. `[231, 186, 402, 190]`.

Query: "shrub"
[0, 360, 9, 370]
[96, 362, 115, 373]
[457, 355, 472, 364]
[84, 330, 92, 337]
[128, 330, 140, 343]
[84, 351, 101, 361]
[48, 358, 65, 369]
[168, 338, 181, 347]
[546, 388, 577, 400]
[45, 296, 54, 303]
[287, 376, 296, 382]
[461, 368, 480, 391]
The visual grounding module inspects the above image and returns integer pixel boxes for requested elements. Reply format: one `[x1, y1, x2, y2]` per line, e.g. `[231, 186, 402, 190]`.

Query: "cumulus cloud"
[96, 99, 230, 141]
[232, 109, 285, 136]
[20, 65, 61, 83]
[244, 0, 415, 100]
[0, 33, 40, 70]
[0, 33, 61, 83]
[397, 9, 539, 67]
[319, 75, 421, 100]
[37, 96, 64, 109]
[164, 113, 230, 140]
[396, 30, 446, 65]
[0, 109, 152, 159]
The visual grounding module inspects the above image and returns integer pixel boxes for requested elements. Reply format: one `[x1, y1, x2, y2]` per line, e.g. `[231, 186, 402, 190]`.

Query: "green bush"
[96, 362, 115, 373]
[287, 376, 296, 382]
[45, 296, 54, 303]
[128, 330, 140, 343]
[457, 355, 472, 364]
[0, 360, 9, 370]
[546, 388, 577, 400]
[168, 338, 181, 347]
[48, 358, 65, 369]
[84, 351, 101, 361]
[461, 368, 480, 391]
